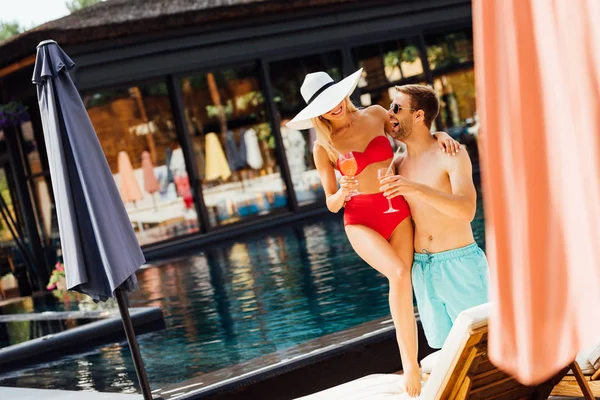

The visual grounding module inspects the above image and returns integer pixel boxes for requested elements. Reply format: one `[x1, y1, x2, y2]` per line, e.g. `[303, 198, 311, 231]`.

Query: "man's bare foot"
[402, 368, 422, 397]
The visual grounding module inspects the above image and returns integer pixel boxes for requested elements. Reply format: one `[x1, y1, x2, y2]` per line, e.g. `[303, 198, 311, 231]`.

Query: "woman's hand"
[433, 131, 461, 155]
[339, 175, 358, 198]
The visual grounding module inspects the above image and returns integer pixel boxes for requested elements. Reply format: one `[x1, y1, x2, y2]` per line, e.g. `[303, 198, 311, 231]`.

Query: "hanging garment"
[141, 151, 159, 195]
[224, 129, 247, 171]
[157, 171, 169, 196]
[244, 128, 263, 170]
[205, 132, 232, 181]
[169, 147, 187, 178]
[117, 151, 142, 203]
[165, 146, 174, 184]
[280, 126, 307, 177]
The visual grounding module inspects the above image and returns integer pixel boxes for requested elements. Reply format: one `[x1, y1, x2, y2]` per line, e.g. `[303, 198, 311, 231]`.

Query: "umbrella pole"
[115, 287, 162, 400]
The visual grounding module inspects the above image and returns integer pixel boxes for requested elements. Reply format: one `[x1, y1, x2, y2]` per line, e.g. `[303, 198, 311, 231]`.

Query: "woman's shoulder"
[361, 104, 389, 120]
[313, 141, 337, 168]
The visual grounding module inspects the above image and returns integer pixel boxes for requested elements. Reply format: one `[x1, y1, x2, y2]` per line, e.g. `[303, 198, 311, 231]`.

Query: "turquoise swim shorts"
[412, 242, 489, 349]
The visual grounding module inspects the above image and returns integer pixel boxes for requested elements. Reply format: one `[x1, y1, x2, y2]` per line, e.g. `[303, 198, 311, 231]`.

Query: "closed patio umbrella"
[141, 150, 159, 210]
[118, 151, 143, 206]
[33, 40, 160, 400]
[205, 132, 231, 181]
[473, 0, 600, 385]
[141, 151, 159, 195]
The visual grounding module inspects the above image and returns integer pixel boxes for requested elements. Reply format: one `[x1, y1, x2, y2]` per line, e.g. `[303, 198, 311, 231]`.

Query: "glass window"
[0, 164, 30, 287]
[0, 167, 18, 244]
[380, 41, 424, 82]
[15, 120, 57, 246]
[353, 38, 425, 108]
[7, 116, 60, 260]
[269, 52, 343, 206]
[425, 29, 474, 70]
[433, 69, 477, 132]
[83, 82, 200, 246]
[19, 121, 43, 176]
[180, 65, 288, 226]
[31, 176, 57, 245]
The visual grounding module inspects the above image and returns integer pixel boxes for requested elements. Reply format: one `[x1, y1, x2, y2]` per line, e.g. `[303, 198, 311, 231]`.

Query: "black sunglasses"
[389, 103, 416, 114]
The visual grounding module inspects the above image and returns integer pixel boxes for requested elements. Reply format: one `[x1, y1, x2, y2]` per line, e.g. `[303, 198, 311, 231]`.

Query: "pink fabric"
[473, 0, 600, 385]
[141, 151, 159, 195]
[117, 151, 142, 203]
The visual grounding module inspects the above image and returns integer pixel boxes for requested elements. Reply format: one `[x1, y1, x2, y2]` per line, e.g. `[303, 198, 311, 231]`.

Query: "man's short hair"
[395, 84, 440, 129]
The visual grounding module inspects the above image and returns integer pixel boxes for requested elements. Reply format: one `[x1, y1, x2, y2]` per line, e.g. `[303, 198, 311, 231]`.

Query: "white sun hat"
[286, 68, 363, 130]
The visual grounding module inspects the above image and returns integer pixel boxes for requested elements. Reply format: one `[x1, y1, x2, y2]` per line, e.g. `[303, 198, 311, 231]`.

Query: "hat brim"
[286, 68, 363, 130]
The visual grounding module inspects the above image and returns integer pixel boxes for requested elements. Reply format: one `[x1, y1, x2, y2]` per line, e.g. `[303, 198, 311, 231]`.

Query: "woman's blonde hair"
[311, 97, 358, 163]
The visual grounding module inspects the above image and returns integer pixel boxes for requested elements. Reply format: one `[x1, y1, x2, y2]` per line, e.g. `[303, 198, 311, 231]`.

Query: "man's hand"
[379, 175, 421, 198]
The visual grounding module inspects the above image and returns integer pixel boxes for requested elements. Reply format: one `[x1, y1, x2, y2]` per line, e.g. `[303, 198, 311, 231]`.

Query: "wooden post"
[206, 72, 228, 135]
[130, 87, 158, 165]
[570, 361, 595, 400]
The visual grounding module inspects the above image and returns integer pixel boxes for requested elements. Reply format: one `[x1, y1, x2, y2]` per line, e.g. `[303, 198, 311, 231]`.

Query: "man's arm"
[381, 148, 477, 221]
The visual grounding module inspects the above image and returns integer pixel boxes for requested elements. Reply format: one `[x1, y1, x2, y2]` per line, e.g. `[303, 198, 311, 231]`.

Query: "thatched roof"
[0, 0, 363, 70]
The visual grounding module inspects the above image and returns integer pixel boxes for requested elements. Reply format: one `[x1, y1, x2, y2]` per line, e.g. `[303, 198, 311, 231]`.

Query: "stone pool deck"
[0, 386, 143, 399]
[151, 315, 433, 399]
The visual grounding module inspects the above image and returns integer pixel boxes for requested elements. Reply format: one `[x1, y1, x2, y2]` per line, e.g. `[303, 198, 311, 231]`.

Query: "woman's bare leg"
[389, 218, 420, 396]
[345, 219, 420, 397]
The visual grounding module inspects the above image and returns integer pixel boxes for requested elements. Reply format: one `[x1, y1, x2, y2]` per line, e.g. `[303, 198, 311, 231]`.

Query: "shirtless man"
[380, 84, 489, 349]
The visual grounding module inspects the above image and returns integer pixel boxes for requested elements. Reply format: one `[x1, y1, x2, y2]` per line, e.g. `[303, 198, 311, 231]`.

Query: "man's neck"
[404, 127, 437, 156]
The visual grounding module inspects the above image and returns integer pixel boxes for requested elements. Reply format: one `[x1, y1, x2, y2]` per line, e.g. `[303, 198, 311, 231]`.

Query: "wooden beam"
[592, 366, 600, 381]
[0, 55, 36, 79]
[570, 362, 595, 400]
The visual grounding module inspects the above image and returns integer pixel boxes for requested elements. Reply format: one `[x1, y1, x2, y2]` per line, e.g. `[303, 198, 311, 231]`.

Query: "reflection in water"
[0, 210, 486, 393]
[0, 294, 107, 349]
[75, 360, 93, 391]
[205, 250, 234, 345]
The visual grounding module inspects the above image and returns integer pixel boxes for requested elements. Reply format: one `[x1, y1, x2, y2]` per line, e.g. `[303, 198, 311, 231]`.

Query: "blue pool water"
[0, 184, 485, 393]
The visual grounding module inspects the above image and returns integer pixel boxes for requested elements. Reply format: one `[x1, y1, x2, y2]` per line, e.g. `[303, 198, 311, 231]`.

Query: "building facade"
[0, 0, 477, 292]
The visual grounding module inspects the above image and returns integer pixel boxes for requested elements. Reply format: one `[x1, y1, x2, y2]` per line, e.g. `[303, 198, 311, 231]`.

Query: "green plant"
[0, 100, 29, 129]
[46, 262, 66, 290]
[206, 100, 233, 119]
[66, 0, 103, 13]
[402, 45, 419, 63]
[0, 21, 25, 42]
[236, 90, 264, 111]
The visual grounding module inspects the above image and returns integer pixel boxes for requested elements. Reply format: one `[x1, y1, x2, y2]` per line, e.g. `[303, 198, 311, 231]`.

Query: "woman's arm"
[313, 144, 356, 213]
[432, 131, 461, 155]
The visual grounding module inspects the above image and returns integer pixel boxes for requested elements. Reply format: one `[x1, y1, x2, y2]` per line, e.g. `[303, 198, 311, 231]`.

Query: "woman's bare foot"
[402, 367, 422, 397]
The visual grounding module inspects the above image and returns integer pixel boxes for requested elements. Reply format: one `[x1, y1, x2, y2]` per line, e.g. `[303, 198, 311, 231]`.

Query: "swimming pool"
[0, 185, 485, 394]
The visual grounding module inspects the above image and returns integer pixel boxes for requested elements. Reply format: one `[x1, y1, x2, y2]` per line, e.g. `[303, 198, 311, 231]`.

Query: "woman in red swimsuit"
[287, 69, 459, 397]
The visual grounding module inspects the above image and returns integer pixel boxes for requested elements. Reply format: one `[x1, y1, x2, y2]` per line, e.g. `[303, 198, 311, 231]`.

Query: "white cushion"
[295, 374, 409, 399]
[584, 341, 600, 371]
[296, 303, 492, 400]
[418, 303, 491, 399]
[421, 350, 441, 374]
[571, 341, 600, 375]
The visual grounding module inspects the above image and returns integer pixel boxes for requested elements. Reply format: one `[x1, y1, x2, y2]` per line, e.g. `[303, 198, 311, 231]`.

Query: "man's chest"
[399, 156, 449, 192]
